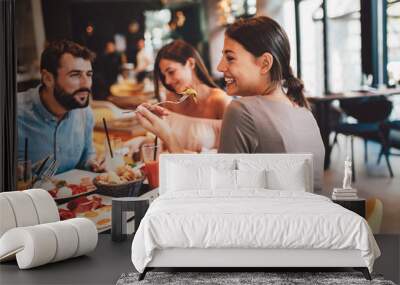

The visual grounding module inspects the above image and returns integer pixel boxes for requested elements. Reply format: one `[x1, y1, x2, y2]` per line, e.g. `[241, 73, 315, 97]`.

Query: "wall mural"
[14, 0, 400, 235]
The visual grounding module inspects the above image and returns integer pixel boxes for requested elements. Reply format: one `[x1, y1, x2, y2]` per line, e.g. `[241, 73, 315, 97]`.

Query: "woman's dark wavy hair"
[153, 40, 218, 100]
[226, 16, 309, 109]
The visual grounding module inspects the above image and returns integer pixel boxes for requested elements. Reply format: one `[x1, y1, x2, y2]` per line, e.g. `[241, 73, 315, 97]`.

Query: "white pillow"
[266, 162, 306, 191]
[167, 162, 212, 191]
[236, 169, 267, 189]
[212, 168, 237, 190]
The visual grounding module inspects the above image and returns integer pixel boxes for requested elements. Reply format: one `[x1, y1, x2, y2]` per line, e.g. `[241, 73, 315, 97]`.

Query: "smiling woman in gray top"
[135, 16, 325, 190]
[219, 96, 324, 190]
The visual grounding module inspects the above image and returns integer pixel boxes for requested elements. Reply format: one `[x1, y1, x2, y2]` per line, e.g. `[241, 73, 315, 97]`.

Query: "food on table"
[56, 186, 73, 198]
[96, 218, 111, 226]
[180, 87, 198, 103]
[67, 195, 104, 214]
[59, 208, 76, 220]
[94, 165, 142, 185]
[67, 196, 93, 213]
[48, 177, 96, 199]
[58, 194, 113, 232]
[80, 177, 94, 187]
[98, 205, 112, 212]
[84, 211, 99, 218]
[91, 195, 103, 209]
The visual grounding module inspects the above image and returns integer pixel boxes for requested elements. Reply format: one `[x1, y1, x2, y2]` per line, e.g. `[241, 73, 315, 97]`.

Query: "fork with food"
[123, 88, 198, 114]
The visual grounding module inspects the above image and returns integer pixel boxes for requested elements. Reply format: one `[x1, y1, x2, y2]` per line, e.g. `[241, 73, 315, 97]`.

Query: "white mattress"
[131, 190, 380, 273]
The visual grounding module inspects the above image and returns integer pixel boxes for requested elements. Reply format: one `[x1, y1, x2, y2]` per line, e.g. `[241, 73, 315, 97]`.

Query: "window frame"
[0, 0, 17, 192]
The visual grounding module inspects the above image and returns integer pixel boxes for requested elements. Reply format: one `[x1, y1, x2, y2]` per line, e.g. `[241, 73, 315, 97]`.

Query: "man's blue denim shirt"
[17, 86, 95, 174]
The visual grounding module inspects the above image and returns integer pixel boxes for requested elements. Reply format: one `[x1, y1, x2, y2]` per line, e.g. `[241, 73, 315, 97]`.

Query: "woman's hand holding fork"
[136, 103, 183, 153]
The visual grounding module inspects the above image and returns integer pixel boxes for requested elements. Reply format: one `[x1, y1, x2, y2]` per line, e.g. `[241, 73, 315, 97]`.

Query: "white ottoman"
[0, 189, 98, 269]
[0, 218, 98, 269]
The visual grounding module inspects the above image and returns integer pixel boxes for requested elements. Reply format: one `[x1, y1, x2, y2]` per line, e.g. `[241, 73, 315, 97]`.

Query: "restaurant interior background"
[1, 0, 400, 235]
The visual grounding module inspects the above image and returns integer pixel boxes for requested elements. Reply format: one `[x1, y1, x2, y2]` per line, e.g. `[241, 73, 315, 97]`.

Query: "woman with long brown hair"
[153, 39, 231, 152]
[153, 39, 230, 119]
[125, 40, 231, 153]
[136, 16, 324, 189]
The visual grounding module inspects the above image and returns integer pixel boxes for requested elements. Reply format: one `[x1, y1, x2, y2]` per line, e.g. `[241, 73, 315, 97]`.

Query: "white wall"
[204, 0, 226, 78]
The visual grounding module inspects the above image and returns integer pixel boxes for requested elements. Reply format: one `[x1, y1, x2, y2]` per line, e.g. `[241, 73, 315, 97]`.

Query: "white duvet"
[131, 190, 380, 273]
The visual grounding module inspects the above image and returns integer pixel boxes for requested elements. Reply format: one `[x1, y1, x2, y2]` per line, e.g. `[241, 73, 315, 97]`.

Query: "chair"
[378, 119, 400, 164]
[331, 96, 394, 181]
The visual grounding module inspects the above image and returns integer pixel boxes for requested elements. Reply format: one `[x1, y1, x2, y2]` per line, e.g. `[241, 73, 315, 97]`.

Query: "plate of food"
[58, 194, 113, 232]
[110, 82, 144, 97]
[93, 165, 145, 197]
[36, 169, 99, 203]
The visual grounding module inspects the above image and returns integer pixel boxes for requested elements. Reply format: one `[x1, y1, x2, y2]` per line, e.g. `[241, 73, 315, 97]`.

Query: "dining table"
[108, 81, 157, 110]
[307, 87, 400, 169]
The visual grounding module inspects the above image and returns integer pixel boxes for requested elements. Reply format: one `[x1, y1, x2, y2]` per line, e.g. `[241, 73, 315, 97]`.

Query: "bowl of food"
[93, 165, 144, 197]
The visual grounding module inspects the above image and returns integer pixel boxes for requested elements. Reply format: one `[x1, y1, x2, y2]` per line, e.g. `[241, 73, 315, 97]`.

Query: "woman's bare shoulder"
[206, 88, 232, 119]
[208, 88, 231, 105]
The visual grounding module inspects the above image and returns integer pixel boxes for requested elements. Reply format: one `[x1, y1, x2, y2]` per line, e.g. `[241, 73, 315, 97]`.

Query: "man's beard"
[53, 84, 91, 110]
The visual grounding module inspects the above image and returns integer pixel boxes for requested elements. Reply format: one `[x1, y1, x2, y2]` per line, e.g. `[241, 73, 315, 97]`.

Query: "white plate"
[36, 169, 99, 201]
[53, 169, 99, 183]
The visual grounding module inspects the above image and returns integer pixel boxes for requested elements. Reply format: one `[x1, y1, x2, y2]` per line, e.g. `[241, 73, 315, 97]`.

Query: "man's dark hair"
[40, 40, 95, 78]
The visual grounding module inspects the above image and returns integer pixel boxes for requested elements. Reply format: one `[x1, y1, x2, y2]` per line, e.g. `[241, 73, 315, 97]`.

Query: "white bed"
[131, 154, 380, 280]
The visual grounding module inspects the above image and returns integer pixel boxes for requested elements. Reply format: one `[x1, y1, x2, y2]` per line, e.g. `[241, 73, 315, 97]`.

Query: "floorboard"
[1, 234, 398, 284]
[0, 235, 134, 285]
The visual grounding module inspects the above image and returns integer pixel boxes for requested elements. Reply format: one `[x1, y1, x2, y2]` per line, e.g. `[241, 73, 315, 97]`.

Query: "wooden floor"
[1, 136, 399, 285]
[0, 235, 135, 285]
[321, 135, 400, 233]
[1, 234, 398, 285]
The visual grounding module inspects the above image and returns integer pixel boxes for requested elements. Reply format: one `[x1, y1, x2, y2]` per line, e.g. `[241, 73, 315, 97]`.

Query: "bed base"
[138, 266, 371, 281]
[138, 248, 372, 281]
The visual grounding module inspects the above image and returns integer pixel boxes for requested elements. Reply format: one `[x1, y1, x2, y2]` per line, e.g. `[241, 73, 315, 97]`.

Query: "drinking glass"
[17, 160, 32, 190]
[141, 144, 161, 189]
[104, 137, 124, 172]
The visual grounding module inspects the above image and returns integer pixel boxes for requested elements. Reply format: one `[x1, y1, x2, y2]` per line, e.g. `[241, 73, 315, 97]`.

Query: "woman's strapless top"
[165, 112, 222, 152]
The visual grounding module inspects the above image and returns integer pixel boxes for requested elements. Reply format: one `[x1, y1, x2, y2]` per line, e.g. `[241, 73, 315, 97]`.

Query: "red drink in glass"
[144, 160, 159, 189]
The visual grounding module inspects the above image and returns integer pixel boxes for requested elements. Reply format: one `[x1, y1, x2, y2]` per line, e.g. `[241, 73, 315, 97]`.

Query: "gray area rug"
[116, 271, 396, 285]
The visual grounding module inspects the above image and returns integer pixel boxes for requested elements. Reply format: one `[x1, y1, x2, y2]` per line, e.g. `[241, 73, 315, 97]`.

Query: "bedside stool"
[111, 197, 150, 242]
[332, 198, 366, 218]
[111, 188, 159, 242]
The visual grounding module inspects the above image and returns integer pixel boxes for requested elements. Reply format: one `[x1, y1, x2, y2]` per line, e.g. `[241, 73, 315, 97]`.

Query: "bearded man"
[17, 40, 103, 174]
